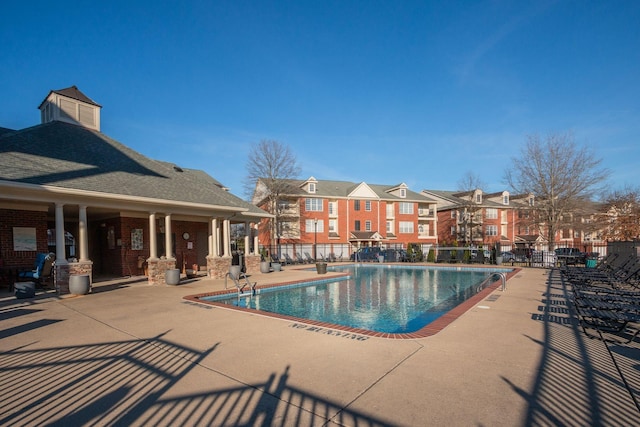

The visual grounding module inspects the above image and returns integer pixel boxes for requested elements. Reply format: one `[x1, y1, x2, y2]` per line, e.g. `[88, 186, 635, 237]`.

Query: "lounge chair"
[284, 254, 297, 264]
[567, 258, 640, 290]
[304, 252, 315, 263]
[574, 304, 640, 343]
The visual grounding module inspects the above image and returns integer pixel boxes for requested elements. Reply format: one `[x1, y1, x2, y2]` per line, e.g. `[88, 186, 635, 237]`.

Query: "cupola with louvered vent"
[38, 86, 102, 131]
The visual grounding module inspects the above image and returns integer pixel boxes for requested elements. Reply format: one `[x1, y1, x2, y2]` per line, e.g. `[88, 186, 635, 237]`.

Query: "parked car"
[384, 248, 408, 262]
[351, 247, 384, 261]
[471, 249, 491, 260]
[554, 247, 585, 265]
[500, 251, 516, 262]
[501, 251, 528, 262]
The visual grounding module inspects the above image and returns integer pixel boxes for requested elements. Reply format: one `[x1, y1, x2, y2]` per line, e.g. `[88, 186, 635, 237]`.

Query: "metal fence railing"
[260, 242, 607, 269]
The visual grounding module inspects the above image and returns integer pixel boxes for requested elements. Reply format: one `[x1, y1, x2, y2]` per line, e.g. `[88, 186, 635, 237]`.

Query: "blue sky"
[1, 1, 638, 198]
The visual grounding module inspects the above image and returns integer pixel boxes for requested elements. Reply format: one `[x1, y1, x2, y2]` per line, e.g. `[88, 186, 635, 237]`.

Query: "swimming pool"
[200, 264, 512, 336]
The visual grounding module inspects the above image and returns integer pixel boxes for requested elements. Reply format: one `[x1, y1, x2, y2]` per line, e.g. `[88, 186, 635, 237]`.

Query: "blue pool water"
[202, 265, 511, 334]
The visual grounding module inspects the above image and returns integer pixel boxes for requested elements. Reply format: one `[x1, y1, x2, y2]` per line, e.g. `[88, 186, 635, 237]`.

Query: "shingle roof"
[0, 127, 15, 137]
[275, 178, 435, 202]
[38, 85, 102, 108]
[0, 121, 268, 216]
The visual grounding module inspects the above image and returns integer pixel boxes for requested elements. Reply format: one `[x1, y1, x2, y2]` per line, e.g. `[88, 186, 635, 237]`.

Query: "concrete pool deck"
[1, 264, 639, 426]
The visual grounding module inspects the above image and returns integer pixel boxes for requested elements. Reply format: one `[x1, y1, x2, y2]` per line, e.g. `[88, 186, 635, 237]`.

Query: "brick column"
[147, 258, 178, 285]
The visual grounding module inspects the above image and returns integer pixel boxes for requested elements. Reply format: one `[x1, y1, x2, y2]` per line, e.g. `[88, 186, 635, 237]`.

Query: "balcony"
[418, 208, 435, 218]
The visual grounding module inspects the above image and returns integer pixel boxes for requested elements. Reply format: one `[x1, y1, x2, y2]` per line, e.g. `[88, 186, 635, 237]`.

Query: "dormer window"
[400, 189, 406, 198]
[529, 196, 535, 206]
[309, 182, 316, 193]
[475, 192, 482, 203]
[503, 194, 509, 205]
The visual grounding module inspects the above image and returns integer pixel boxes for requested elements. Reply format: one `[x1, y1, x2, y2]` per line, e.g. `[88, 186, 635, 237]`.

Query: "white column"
[165, 214, 173, 259]
[216, 220, 222, 257]
[78, 205, 89, 261]
[54, 203, 67, 264]
[253, 223, 259, 256]
[208, 219, 213, 256]
[149, 212, 158, 259]
[223, 219, 231, 257]
[244, 221, 250, 256]
[210, 218, 219, 257]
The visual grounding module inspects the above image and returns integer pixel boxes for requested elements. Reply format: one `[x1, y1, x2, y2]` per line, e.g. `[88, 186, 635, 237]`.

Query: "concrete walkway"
[0, 265, 639, 426]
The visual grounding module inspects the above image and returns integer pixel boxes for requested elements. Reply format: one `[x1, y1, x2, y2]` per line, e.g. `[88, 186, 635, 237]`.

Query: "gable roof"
[264, 178, 435, 203]
[0, 120, 269, 218]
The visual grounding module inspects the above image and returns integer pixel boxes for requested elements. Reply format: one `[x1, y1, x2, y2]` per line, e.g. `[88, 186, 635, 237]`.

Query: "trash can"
[316, 262, 327, 274]
[165, 268, 181, 285]
[69, 274, 91, 295]
[586, 257, 597, 268]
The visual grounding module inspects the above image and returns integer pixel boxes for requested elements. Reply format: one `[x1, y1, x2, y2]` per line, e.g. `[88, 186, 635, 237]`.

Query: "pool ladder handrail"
[479, 272, 507, 292]
[225, 270, 257, 296]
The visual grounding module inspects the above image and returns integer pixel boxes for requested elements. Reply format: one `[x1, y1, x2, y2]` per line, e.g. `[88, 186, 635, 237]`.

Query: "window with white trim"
[399, 221, 414, 233]
[486, 225, 498, 236]
[503, 194, 509, 205]
[328, 201, 337, 215]
[485, 208, 498, 219]
[305, 198, 323, 212]
[305, 219, 324, 232]
[451, 226, 456, 235]
[354, 200, 361, 211]
[365, 200, 371, 211]
[400, 189, 406, 198]
[399, 202, 413, 214]
[309, 182, 316, 193]
[386, 203, 394, 217]
[365, 220, 372, 231]
[329, 219, 337, 233]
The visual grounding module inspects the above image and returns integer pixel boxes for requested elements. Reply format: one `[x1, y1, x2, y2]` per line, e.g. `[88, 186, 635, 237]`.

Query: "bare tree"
[457, 171, 486, 192]
[244, 140, 301, 250]
[453, 172, 486, 246]
[596, 185, 640, 241]
[505, 133, 609, 249]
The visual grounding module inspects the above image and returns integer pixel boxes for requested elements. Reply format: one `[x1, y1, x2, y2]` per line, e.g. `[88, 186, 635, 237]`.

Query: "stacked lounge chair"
[562, 253, 640, 343]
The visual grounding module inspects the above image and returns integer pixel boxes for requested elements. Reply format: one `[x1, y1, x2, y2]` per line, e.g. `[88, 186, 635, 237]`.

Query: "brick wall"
[0, 208, 49, 268]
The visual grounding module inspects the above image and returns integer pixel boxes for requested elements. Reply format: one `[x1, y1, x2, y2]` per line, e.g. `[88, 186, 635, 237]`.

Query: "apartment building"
[254, 177, 438, 259]
[421, 188, 536, 250]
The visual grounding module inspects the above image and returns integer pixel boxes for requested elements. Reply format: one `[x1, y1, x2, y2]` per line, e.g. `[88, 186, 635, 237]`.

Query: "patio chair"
[284, 254, 297, 264]
[304, 252, 315, 263]
[18, 252, 56, 288]
[574, 304, 640, 343]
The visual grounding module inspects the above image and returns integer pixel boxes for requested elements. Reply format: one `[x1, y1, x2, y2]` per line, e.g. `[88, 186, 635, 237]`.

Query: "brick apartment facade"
[254, 177, 438, 260]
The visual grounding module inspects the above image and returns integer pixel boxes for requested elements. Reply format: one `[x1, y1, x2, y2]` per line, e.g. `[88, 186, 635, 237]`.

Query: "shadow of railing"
[504, 268, 640, 426]
[0, 332, 394, 426]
